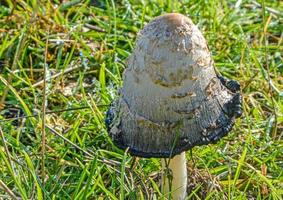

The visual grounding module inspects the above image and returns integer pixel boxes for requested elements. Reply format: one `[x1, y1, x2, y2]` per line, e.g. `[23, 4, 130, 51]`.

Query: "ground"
[0, 0, 282, 199]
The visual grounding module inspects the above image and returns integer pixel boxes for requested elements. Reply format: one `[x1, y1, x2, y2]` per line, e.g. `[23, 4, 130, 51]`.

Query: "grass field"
[0, 0, 282, 199]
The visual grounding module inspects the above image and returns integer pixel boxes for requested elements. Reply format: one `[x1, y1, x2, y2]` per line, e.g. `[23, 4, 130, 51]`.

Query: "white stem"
[162, 152, 187, 200]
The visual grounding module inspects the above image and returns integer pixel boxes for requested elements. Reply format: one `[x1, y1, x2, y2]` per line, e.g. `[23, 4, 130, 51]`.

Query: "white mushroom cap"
[106, 13, 242, 158]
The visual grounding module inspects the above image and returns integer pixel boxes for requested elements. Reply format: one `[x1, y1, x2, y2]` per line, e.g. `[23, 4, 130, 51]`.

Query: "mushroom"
[105, 13, 242, 199]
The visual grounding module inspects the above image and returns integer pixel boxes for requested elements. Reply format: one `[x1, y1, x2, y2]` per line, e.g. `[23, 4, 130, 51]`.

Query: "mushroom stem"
[162, 152, 187, 200]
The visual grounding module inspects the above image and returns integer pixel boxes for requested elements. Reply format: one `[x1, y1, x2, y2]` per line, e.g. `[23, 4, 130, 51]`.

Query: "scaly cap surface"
[106, 13, 242, 158]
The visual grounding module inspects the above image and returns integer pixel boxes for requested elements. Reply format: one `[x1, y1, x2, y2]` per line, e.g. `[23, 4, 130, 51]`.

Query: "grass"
[0, 0, 282, 199]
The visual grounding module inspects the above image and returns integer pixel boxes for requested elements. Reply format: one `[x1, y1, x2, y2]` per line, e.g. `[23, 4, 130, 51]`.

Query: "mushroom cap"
[106, 13, 242, 158]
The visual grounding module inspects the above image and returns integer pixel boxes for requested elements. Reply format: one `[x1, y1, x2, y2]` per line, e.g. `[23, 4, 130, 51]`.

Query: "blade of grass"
[23, 152, 43, 200]
[82, 158, 97, 199]
[0, 75, 36, 126]
[0, 148, 28, 200]
[232, 146, 247, 193]
[119, 148, 129, 200]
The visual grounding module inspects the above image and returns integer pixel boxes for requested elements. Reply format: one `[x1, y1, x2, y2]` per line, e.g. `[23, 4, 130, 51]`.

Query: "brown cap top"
[106, 13, 242, 158]
[150, 13, 192, 30]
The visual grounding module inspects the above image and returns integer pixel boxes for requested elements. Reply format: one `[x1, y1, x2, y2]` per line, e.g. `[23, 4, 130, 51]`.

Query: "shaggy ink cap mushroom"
[106, 13, 242, 158]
